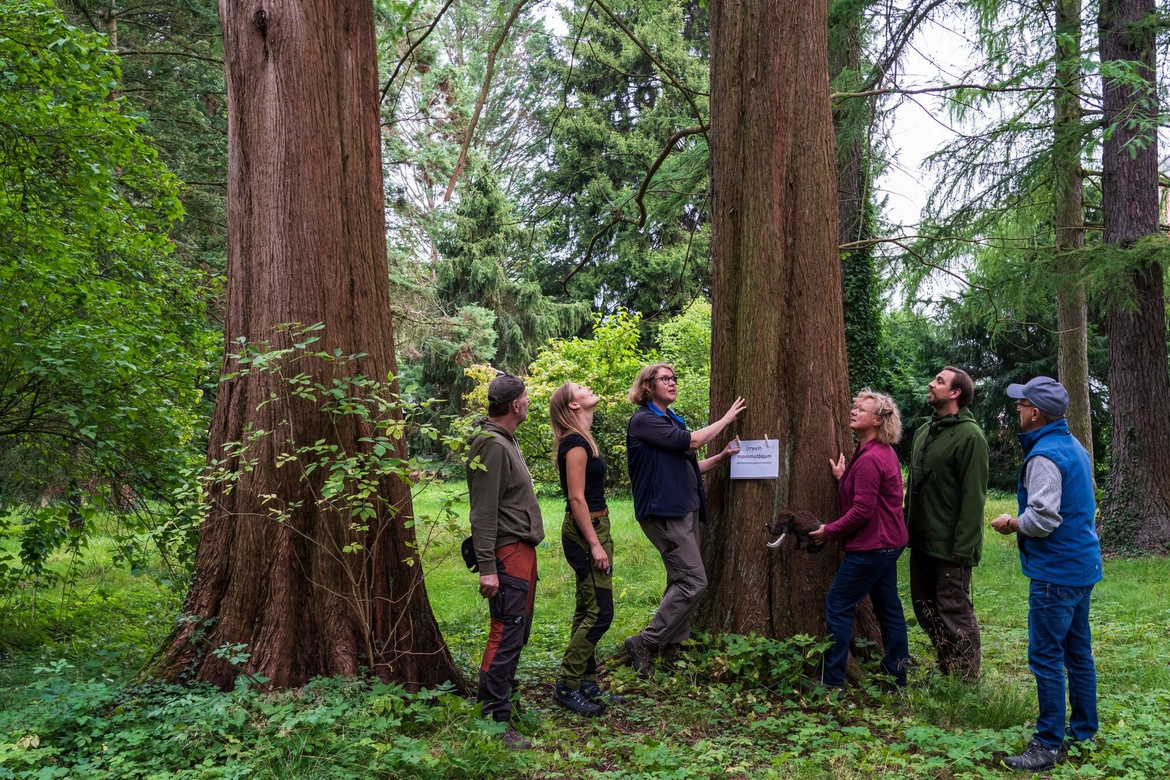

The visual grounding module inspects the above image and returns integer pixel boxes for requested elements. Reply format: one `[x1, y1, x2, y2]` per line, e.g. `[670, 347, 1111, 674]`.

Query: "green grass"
[0, 487, 1167, 778]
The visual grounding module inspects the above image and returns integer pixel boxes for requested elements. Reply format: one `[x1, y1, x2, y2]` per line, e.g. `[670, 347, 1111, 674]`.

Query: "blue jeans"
[822, 548, 910, 687]
[1028, 580, 1098, 749]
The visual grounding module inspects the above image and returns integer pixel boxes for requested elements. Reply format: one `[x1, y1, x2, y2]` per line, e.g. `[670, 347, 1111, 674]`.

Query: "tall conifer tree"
[1098, 0, 1170, 550]
[701, 0, 877, 650]
[156, 0, 462, 689]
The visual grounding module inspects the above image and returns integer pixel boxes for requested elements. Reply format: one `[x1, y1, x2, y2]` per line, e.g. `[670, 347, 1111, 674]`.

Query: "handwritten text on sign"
[729, 439, 779, 480]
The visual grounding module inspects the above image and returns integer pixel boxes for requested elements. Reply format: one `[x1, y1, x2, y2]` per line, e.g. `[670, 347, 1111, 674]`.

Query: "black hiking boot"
[580, 680, 623, 705]
[624, 633, 655, 677]
[552, 681, 603, 716]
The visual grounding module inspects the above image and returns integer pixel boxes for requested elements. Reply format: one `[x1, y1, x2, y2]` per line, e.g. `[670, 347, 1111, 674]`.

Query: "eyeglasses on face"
[1015, 400, 1035, 410]
[655, 375, 679, 385]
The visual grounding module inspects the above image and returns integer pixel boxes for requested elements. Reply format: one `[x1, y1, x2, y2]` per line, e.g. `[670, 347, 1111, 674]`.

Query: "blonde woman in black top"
[549, 381, 613, 716]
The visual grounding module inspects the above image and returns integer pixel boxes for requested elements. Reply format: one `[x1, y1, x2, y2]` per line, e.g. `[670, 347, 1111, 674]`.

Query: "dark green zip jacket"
[904, 407, 989, 566]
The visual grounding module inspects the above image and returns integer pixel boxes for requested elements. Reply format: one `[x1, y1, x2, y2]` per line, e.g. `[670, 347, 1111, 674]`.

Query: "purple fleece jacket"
[822, 439, 908, 552]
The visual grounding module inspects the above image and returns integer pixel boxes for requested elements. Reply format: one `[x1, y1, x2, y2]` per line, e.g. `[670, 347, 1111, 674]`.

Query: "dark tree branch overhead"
[832, 82, 1058, 100]
[864, 0, 948, 92]
[118, 49, 224, 64]
[380, 0, 457, 105]
[590, 0, 708, 127]
[560, 123, 709, 292]
[443, 0, 529, 202]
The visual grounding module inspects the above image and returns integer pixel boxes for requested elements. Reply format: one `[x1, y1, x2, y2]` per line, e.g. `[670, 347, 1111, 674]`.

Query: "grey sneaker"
[552, 682, 603, 716]
[1003, 740, 1062, 771]
[624, 633, 654, 677]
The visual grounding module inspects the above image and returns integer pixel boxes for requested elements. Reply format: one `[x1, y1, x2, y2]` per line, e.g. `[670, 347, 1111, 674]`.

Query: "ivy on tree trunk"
[1098, 0, 1170, 552]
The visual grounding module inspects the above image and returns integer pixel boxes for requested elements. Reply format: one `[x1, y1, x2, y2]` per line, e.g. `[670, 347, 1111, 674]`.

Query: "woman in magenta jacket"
[809, 389, 910, 688]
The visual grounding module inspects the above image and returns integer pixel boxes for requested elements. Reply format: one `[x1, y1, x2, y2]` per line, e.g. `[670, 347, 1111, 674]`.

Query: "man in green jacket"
[905, 366, 989, 681]
[467, 374, 545, 747]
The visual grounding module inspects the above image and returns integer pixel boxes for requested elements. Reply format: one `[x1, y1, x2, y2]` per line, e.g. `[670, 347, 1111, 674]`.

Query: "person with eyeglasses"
[807, 389, 910, 690]
[904, 366, 989, 682]
[623, 362, 745, 676]
[991, 377, 1101, 772]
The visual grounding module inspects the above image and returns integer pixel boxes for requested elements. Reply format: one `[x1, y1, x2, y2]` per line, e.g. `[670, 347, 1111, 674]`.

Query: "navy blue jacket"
[626, 403, 706, 523]
[1016, 419, 1102, 587]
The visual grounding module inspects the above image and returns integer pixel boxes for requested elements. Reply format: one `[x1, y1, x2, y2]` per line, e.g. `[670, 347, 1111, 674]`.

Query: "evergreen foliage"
[534, 0, 711, 325]
[829, 0, 893, 394]
[60, 0, 228, 274]
[436, 169, 591, 374]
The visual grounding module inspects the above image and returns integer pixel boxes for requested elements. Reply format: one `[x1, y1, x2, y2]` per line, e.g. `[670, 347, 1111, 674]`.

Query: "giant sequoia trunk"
[702, 0, 869, 645]
[1053, 0, 1093, 463]
[156, 0, 463, 689]
[1098, 0, 1170, 551]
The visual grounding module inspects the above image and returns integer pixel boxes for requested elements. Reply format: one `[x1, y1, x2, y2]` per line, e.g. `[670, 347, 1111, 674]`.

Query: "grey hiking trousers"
[637, 511, 707, 648]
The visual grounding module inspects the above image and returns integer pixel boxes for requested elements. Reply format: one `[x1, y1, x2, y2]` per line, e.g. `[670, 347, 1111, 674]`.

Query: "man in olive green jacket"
[905, 366, 989, 681]
[467, 374, 544, 746]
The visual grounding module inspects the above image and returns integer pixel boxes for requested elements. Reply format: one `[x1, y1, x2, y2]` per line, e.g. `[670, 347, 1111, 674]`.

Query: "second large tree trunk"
[702, 0, 867, 644]
[155, 0, 464, 689]
[1098, 0, 1170, 551]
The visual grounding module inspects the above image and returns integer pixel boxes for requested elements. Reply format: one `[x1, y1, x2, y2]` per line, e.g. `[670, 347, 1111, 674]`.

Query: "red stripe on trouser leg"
[477, 542, 538, 722]
[481, 620, 506, 671]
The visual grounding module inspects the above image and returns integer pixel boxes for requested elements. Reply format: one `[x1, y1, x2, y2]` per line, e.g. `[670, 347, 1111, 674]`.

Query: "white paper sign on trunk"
[729, 438, 779, 480]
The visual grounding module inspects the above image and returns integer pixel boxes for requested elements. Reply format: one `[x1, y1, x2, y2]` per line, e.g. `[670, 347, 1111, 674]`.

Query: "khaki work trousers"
[637, 511, 706, 649]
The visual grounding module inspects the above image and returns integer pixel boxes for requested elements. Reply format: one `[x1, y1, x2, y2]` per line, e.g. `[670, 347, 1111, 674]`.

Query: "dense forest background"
[2, 0, 1169, 660]
[3, 0, 1170, 775]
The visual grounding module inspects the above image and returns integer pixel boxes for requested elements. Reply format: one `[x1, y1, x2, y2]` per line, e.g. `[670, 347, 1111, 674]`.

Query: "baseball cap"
[487, 374, 526, 407]
[1005, 376, 1069, 417]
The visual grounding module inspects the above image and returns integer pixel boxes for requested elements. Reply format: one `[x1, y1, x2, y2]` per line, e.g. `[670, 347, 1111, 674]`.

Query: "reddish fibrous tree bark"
[155, 0, 463, 689]
[701, 0, 877, 649]
[1098, 0, 1170, 551]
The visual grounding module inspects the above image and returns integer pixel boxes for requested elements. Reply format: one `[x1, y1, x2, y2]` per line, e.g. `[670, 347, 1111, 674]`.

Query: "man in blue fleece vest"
[992, 376, 1102, 772]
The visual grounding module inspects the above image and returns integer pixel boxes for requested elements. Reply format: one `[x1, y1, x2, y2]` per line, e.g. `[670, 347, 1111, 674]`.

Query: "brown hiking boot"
[624, 633, 655, 677]
[501, 726, 532, 749]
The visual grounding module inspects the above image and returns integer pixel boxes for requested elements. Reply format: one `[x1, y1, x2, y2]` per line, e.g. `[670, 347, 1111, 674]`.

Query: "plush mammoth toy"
[764, 509, 826, 554]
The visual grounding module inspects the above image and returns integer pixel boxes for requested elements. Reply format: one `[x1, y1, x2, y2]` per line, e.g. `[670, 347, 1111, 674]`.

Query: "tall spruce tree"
[534, 0, 711, 325]
[429, 168, 590, 402]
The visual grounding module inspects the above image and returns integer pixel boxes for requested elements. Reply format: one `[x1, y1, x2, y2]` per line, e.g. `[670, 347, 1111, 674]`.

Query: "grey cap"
[1005, 376, 1069, 417]
[487, 374, 526, 408]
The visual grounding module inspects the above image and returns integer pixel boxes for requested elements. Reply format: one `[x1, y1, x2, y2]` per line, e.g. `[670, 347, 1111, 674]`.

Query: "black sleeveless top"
[557, 433, 607, 512]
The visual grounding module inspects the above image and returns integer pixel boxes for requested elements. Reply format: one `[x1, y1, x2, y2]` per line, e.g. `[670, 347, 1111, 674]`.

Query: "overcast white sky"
[875, 18, 981, 229]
